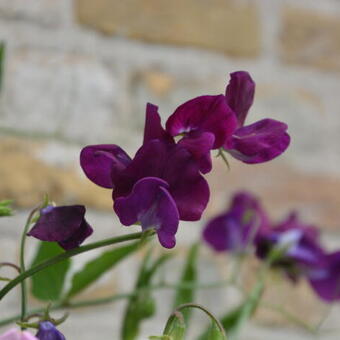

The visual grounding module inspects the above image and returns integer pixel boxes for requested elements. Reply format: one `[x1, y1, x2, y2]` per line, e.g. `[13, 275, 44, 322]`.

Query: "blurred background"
[0, 0, 340, 339]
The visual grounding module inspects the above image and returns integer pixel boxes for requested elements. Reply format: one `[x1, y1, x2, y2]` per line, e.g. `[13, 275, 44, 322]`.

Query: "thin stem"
[19, 206, 40, 328]
[218, 148, 230, 170]
[0, 263, 21, 273]
[0, 231, 150, 301]
[175, 303, 226, 337]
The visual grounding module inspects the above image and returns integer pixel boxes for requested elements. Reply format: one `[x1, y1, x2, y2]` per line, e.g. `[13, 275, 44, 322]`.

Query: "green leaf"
[122, 249, 172, 340]
[163, 311, 186, 340]
[30, 241, 71, 301]
[0, 199, 13, 217]
[66, 242, 139, 298]
[173, 243, 199, 323]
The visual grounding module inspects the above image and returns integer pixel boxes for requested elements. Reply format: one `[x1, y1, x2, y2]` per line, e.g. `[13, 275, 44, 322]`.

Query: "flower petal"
[178, 131, 215, 173]
[0, 329, 38, 340]
[114, 177, 179, 248]
[80, 144, 132, 188]
[27, 205, 92, 250]
[225, 71, 255, 127]
[166, 95, 237, 149]
[36, 322, 66, 340]
[143, 103, 174, 144]
[309, 251, 340, 302]
[225, 119, 290, 164]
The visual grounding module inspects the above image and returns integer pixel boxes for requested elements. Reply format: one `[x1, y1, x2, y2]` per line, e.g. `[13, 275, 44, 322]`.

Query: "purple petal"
[163, 145, 210, 221]
[309, 251, 340, 302]
[114, 177, 179, 248]
[166, 95, 237, 149]
[113, 140, 210, 221]
[225, 71, 255, 127]
[80, 144, 132, 189]
[203, 213, 244, 252]
[36, 322, 66, 340]
[143, 103, 174, 144]
[225, 119, 290, 164]
[0, 329, 38, 340]
[27, 205, 93, 250]
[178, 131, 215, 174]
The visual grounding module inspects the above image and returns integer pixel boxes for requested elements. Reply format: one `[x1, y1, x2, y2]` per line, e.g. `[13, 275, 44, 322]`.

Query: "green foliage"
[173, 243, 199, 323]
[206, 322, 226, 340]
[0, 200, 13, 217]
[30, 242, 71, 301]
[121, 249, 172, 340]
[66, 242, 139, 298]
[163, 311, 186, 340]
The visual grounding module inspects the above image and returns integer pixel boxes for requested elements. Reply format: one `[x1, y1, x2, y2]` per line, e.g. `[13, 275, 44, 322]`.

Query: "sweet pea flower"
[255, 212, 324, 281]
[223, 71, 290, 164]
[309, 251, 340, 302]
[203, 192, 268, 253]
[80, 105, 209, 248]
[36, 322, 66, 340]
[0, 329, 38, 340]
[166, 94, 237, 173]
[27, 205, 93, 250]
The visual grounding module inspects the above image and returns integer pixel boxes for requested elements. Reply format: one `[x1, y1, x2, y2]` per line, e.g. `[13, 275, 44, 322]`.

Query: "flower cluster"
[203, 191, 340, 302]
[79, 71, 290, 249]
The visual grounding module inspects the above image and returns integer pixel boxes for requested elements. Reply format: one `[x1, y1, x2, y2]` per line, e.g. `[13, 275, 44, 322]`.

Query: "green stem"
[19, 207, 40, 327]
[0, 231, 150, 301]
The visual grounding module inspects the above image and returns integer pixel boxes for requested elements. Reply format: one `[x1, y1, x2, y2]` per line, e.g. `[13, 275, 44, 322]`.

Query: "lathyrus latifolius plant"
[3, 71, 337, 340]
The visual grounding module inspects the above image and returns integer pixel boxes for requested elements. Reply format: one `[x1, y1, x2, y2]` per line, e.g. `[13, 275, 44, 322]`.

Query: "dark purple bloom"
[309, 251, 340, 302]
[36, 322, 65, 340]
[203, 192, 268, 253]
[27, 205, 93, 250]
[80, 106, 210, 248]
[223, 71, 290, 164]
[166, 95, 237, 173]
[255, 213, 324, 281]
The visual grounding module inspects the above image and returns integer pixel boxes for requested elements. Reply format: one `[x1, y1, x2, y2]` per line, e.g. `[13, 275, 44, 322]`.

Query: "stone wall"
[0, 0, 340, 339]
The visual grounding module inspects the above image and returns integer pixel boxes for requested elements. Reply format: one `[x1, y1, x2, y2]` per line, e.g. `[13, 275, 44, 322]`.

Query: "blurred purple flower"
[80, 105, 209, 248]
[27, 205, 93, 250]
[224, 71, 290, 164]
[309, 251, 340, 302]
[36, 322, 65, 340]
[255, 212, 324, 281]
[0, 329, 37, 340]
[203, 192, 268, 253]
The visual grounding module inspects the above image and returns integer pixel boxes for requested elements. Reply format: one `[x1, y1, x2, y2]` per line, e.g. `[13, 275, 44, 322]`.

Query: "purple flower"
[0, 329, 38, 340]
[27, 205, 93, 250]
[223, 71, 290, 164]
[80, 106, 209, 248]
[203, 192, 268, 253]
[309, 251, 340, 302]
[255, 213, 324, 281]
[36, 322, 65, 340]
[166, 95, 237, 173]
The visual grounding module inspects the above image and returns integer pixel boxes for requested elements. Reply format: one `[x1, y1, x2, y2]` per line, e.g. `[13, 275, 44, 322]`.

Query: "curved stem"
[0, 263, 21, 273]
[0, 231, 149, 301]
[175, 303, 226, 336]
[19, 207, 40, 327]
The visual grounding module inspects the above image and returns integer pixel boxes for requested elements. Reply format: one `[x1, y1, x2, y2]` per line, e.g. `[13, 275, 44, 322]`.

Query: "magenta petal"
[309, 251, 340, 302]
[225, 119, 290, 164]
[27, 205, 93, 250]
[114, 177, 179, 248]
[178, 131, 215, 174]
[143, 103, 174, 144]
[225, 71, 255, 127]
[80, 144, 132, 188]
[166, 95, 237, 148]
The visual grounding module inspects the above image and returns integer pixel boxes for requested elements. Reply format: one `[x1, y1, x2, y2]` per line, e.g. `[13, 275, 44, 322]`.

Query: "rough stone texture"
[1, 49, 129, 144]
[281, 7, 340, 71]
[75, 0, 261, 57]
[0, 137, 112, 210]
